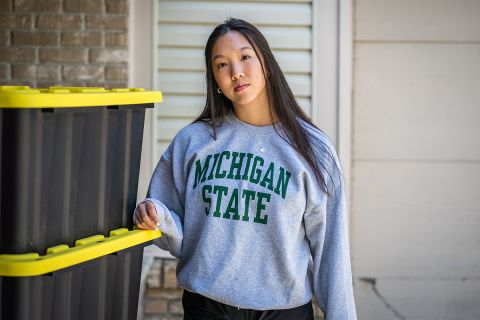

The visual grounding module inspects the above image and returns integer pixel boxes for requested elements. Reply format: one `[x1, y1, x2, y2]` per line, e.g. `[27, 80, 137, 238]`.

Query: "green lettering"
[212, 185, 228, 217]
[242, 153, 254, 181]
[202, 185, 212, 215]
[274, 167, 291, 199]
[241, 189, 256, 222]
[260, 162, 275, 191]
[224, 188, 240, 220]
[249, 156, 264, 184]
[254, 192, 270, 224]
[193, 155, 212, 189]
[215, 151, 231, 179]
[207, 153, 220, 180]
[227, 152, 245, 180]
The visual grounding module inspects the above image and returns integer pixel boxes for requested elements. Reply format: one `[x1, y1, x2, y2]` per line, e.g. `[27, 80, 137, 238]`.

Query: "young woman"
[134, 18, 357, 320]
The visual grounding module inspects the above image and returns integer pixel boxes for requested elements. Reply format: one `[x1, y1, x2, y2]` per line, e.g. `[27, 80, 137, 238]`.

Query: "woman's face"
[211, 31, 268, 109]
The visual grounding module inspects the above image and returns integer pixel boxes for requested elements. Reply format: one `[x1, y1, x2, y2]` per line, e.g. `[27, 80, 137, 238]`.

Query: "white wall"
[352, 1, 480, 319]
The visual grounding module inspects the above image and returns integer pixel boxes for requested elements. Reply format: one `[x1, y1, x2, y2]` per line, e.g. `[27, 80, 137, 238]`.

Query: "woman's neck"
[232, 101, 279, 127]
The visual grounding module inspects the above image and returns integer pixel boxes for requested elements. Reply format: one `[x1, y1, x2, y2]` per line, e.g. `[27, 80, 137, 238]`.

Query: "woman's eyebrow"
[212, 47, 254, 61]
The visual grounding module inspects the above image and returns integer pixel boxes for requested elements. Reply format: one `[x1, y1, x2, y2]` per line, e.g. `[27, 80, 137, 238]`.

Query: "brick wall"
[143, 258, 184, 320]
[0, 0, 128, 88]
[141, 257, 325, 320]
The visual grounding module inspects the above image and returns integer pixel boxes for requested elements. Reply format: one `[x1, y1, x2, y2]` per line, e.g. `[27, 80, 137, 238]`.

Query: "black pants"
[182, 290, 314, 320]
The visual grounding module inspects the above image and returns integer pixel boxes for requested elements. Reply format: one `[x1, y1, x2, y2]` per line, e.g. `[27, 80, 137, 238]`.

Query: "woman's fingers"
[135, 206, 150, 230]
[140, 203, 157, 230]
[135, 201, 159, 230]
[145, 201, 159, 226]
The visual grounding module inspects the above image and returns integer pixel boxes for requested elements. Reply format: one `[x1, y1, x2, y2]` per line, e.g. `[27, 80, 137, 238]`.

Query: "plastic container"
[0, 86, 163, 320]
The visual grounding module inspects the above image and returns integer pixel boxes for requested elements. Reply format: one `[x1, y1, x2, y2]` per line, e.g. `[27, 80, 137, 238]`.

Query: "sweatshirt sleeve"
[141, 146, 185, 258]
[303, 144, 357, 319]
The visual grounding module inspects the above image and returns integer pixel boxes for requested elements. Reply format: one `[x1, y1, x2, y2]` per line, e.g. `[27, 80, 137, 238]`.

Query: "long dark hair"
[194, 18, 335, 195]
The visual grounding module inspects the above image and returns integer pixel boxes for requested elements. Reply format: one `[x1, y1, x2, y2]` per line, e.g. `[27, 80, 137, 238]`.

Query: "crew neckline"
[226, 109, 282, 135]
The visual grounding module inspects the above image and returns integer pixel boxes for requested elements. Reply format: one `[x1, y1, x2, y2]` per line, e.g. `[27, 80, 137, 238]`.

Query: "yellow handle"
[0, 228, 161, 277]
[75, 234, 105, 246]
[0, 86, 162, 108]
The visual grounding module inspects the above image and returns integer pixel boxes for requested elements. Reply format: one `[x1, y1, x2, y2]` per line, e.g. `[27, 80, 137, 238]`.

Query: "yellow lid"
[0, 228, 161, 277]
[0, 86, 163, 108]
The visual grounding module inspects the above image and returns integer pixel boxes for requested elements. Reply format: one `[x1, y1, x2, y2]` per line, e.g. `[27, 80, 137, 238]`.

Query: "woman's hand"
[134, 200, 160, 230]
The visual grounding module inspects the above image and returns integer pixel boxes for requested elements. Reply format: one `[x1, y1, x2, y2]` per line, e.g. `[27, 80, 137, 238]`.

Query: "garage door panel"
[157, 24, 311, 50]
[158, 1, 311, 26]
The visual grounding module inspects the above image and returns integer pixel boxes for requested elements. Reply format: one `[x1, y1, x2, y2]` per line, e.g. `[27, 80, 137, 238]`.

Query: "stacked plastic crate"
[0, 86, 162, 320]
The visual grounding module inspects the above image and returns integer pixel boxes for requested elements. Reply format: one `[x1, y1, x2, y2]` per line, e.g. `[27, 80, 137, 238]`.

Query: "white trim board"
[338, 0, 353, 252]
[312, 0, 352, 205]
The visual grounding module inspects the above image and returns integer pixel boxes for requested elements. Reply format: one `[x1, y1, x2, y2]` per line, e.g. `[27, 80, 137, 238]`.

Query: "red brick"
[158, 316, 183, 320]
[64, 0, 102, 13]
[61, 31, 102, 46]
[104, 81, 127, 89]
[105, 65, 127, 81]
[90, 49, 128, 63]
[12, 31, 59, 46]
[105, 31, 127, 47]
[0, 31, 9, 45]
[106, 0, 127, 14]
[0, 15, 32, 28]
[144, 299, 167, 314]
[144, 288, 162, 298]
[163, 260, 178, 289]
[63, 65, 103, 81]
[36, 15, 82, 29]
[147, 260, 162, 289]
[39, 48, 86, 63]
[14, 0, 61, 12]
[12, 64, 35, 79]
[0, 64, 10, 79]
[47, 80, 85, 87]
[168, 300, 184, 315]
[36, 65, 60, 81]
[4, 79, 34, 87]
[144, 288, 183, 300]
[0, 0, 12, 12]
[88, 82, 108, 88]
[0, 47, 36, 62]
[85, 15, 127, 29]
[143, 317, 162, 320]
[37, 81, 62, 88]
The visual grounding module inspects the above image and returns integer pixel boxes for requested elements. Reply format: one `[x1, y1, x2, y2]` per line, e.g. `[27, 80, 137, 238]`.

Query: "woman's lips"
[234, 84, 249, 92]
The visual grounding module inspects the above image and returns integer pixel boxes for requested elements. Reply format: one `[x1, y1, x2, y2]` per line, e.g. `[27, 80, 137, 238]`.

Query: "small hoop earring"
[217, 87, 222, 94]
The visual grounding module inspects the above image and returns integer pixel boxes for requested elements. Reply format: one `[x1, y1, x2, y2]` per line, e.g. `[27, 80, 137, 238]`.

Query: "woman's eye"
[217, 63, 227, 69]
[241, 55, 251, 61]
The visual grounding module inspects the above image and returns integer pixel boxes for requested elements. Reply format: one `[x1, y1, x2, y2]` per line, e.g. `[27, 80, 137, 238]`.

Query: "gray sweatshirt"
[142, 110, 357, 319]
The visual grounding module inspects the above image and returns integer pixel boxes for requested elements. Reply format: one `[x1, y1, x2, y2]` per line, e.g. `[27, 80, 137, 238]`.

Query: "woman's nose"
[231, 64, 245, 80]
